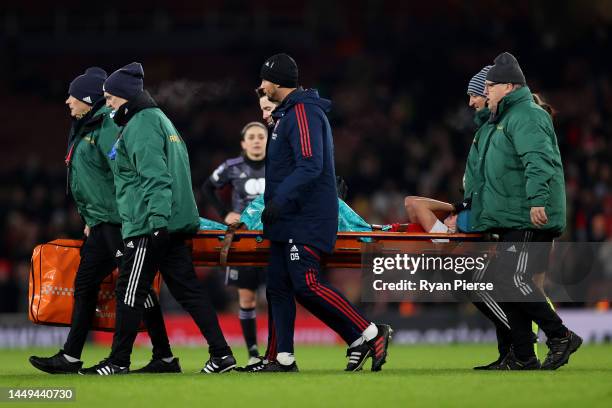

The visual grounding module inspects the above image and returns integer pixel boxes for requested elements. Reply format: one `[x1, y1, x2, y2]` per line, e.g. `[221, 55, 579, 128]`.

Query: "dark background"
[1, 0, 611, 314]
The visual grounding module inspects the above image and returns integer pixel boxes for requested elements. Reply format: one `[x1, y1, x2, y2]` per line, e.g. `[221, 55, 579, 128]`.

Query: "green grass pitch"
[1, 344, 611, 407]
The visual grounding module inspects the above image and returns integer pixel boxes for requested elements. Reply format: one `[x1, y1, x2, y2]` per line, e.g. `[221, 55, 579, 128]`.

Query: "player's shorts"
[225, 266, 266, 290]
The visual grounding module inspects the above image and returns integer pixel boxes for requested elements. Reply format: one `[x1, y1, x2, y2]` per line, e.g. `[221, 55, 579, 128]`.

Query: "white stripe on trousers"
[477, 291, 511, 329]
[520, 231, 534, 294]
[513, 251, 527, 295]
[124, 237, 148, 307]
[473, 257, 491, 282]
[144, 294, 154, 309]
[124, 238, 145, 306]
[513, 231, 533, 296]
[471, 251, 511, 328]
[127, 239, 148, 307]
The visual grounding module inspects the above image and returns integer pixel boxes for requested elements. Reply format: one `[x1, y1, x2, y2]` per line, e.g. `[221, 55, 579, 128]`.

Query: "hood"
[273, 88, 331, 119]
[113, 90, 158, 126]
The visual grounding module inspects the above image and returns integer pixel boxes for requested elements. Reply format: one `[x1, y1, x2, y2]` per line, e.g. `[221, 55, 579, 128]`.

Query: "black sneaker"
[131, 357, 181, 374]
[78, 359, 129, 375]
[541, 330, 583, 370]
[252, 360, 298, 373]
[473, 354, 507, 370]
[345, 343, 371, 372]
[492, 352, 541, 370]
[200, 355, 236, 374]
[368, 324, 393, 372]
[235, 356, 268, 372]
[29, 351, 82, 374]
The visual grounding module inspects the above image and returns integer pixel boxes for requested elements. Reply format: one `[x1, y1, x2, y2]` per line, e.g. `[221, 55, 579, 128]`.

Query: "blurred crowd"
[1, 1, 611, 313]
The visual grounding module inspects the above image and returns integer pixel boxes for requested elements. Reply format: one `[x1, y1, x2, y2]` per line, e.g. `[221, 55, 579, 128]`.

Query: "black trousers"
[468, 249, 512, 357]
[472, 301, 512, 357]
[63, 223, 171, 360]
[491, 229, 568, 360]
[109, 233, 231, 367]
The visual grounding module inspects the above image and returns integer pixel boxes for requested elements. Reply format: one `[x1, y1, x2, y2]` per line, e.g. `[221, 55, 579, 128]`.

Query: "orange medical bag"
[28, 239, 161, 332]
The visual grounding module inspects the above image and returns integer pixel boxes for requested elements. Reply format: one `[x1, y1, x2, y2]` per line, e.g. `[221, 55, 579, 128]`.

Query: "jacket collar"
[65, 98, 106, 166]
[81, 99, 106, 131]
[78, 98, 105, 128]
[113, 90, 157, 127]
[488, 86, 532, 123]
[272, 87, 303, 119]
[272, 88, 332, 120]
[474, 107, 490, 128]
[67, 98, 105, 145]
[243, 153, 265, 170]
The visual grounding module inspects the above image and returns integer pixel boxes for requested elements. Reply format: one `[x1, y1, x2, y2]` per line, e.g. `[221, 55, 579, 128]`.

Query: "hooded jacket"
[108, 91, 200, 239]
[263, 88, 339, 253]
[66, 99, 121, 227]
[470, 86, 566, 234]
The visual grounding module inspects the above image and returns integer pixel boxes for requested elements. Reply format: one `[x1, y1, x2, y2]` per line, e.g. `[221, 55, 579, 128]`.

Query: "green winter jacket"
[463, 107, 494, 201]
[67, 101, 121, 227]
[470, 86, 566, 234]
[109, 91, 200, 239]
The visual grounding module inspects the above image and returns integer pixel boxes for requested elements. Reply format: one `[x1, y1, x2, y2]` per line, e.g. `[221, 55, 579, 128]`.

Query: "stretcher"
[28, 227, 482, 330]
[192, 226, 483, 269]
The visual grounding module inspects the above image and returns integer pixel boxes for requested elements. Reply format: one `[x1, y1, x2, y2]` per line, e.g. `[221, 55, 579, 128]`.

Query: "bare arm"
[404, 196, 454, 232]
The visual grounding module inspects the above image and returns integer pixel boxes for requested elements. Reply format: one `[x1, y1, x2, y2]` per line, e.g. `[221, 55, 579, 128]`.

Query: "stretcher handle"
[220, 222, 246, 266]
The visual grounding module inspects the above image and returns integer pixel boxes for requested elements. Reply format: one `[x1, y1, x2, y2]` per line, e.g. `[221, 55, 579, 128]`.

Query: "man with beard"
[256, 53, 391, 372]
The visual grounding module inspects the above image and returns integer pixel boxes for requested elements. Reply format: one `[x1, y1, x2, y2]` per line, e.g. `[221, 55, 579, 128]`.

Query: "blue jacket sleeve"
[272, 103, 324, 209]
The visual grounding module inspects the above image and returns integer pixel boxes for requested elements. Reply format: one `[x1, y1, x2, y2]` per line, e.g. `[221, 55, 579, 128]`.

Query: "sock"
[349, 323, 379, 347]
[430, 220, 450, 243]
[62, 353, 81, 363]
[239, 307, 258, 355]
[162, 357, 174, 363]
[276, 352, 295, 366]
[349, 336, 365, 348]
[362, 323, 379, 341]
[531, 321, 539, 359]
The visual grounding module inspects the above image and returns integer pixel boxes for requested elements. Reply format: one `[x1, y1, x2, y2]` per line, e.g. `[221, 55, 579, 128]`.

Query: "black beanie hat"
[103, 62, 144, 100]
[68, 67, 107, 105]
[486, 52, 526, 85]
[260, 53, 298, 88]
